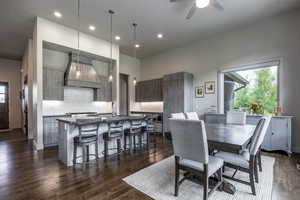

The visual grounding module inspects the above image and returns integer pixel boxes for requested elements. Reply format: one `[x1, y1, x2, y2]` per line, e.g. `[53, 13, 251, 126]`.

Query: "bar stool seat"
[74, 134, 97, 143]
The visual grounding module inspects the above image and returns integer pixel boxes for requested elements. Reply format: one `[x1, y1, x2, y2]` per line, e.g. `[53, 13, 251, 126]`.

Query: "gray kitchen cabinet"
[94, 77, 112, 102]
[135, 78, 163, 102]
[163, 72, 193, 132]
[204, 113, 293, 154]
[43, 68, 64, 100]
[43, 116, 60, 147]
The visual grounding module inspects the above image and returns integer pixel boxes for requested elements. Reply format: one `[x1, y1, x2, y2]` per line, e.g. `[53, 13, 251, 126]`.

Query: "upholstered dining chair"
[226, 111, 246, 125]
[171, 113, 186, 119]
[215, 116, 271, 195]
[169, 119, 224, 200]
[185, 112, 200, 120]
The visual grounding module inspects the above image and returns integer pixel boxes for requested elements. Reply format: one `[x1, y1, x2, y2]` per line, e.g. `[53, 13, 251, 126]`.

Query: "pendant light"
[76, 0, 81, 77]
[108, 10, 114, 82]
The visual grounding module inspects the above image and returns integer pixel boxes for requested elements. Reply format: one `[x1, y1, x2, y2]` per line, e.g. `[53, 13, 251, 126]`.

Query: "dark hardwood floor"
[0, 130, 299, 200]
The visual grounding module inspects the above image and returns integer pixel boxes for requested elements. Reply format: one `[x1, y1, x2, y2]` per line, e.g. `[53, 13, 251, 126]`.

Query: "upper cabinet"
[43, 68, 64, 101]
[135, 78, 163, 102]
[94, 77, 112, 102]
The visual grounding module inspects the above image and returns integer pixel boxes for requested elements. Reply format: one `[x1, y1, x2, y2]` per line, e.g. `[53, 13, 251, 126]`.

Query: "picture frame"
[205, 81, 215, 94]
[195, 86, 204, 98]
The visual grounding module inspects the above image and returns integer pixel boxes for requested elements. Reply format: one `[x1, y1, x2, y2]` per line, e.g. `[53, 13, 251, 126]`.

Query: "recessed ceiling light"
[89, 25, 96, 31]
[196, 0, 210, 8]
[157, 33, 163, 39]
[115, 35, 121, 41]
[135, 44, 140, 48]
[54, 11, 62, 18]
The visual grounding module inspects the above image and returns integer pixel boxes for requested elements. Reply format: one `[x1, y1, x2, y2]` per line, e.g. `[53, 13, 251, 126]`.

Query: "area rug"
[123, 156, 275, 200]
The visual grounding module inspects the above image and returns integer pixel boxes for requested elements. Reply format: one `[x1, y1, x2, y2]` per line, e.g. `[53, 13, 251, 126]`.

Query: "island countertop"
[56, 115, 147, 126]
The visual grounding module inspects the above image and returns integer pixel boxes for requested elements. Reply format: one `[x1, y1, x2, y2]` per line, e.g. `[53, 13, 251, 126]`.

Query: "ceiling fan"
[170, 0, 224, 20]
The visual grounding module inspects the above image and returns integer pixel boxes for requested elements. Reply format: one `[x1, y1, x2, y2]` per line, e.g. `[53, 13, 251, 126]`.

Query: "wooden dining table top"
[205, 123, 256, 153]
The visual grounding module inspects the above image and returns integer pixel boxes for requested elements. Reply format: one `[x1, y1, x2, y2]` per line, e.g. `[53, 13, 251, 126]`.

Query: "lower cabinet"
[204, 114, 293, 154]
[43, 116, 67, 147]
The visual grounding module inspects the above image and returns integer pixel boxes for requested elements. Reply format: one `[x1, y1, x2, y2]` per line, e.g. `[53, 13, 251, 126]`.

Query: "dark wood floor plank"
[0, 130, 299, 200]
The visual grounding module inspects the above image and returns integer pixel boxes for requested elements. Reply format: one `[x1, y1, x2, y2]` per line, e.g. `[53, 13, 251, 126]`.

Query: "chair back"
[185, 112, 199, 120]
[171, 113, 186, 119]
[249, 116, 271, 155]
[169, 119, 209, 164]
[78, 124, 99, 141]
[226, 111, 246, 125]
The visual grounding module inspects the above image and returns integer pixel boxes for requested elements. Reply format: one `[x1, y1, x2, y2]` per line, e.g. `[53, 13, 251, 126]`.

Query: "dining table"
[205, 123, 256, 153]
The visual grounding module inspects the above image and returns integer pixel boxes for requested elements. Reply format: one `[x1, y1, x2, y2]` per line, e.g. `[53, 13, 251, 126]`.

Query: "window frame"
[217, 58, 281, 114]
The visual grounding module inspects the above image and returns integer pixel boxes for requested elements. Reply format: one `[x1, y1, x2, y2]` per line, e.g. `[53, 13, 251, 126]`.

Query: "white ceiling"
[0, 0, 300, 60]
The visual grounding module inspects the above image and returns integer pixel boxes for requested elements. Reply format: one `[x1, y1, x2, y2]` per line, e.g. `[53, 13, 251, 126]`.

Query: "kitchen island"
[57, 115, 147, 166]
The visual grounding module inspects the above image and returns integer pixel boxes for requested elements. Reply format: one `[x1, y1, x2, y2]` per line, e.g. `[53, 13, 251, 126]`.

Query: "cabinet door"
[270, 118, 288, 151]
[43, 68, 64, 101]
[43, 117, 59, 147]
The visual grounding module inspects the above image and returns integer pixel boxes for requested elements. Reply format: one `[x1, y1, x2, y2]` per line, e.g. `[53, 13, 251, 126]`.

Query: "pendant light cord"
[133, 23, 137, 58]
[109, 10, 114, 76]
[77, 0, 80, 69]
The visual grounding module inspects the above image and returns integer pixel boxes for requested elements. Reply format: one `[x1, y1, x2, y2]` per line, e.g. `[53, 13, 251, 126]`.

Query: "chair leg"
[254, 156, 259, 183]
[95, 140, 99, 161]
[139, 134, 142, 150]
[174, 156, 179, 197]
[86, 145, 89, 162]
[249, 156, 256, 195]
[203, 164, 209, 200]
[117, 138, 121, 160]
[82, 145, 86, 170]
[133, 134, 136, 152]
[258, 150, 262, 172]
[129, 134, 132, 154]
[123, 134, 127, 152]
[146, 132, 150, 151]
[73, 143, 77, 165]
[104, 139, 108, 162]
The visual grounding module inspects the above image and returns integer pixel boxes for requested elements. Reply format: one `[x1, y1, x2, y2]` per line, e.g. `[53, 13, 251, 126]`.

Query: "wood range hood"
[64, 53, 103, 89]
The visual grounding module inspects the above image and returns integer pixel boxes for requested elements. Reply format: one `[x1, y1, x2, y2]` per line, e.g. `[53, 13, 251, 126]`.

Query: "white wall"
[32, 17, 120, 150]
[141, 9, 300, 152]
[119, 53, 141, 111]
[0, 58, 22, 129]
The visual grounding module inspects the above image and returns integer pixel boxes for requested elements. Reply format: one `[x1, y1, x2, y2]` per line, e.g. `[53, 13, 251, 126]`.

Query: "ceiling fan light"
[196, 0, 210, 8]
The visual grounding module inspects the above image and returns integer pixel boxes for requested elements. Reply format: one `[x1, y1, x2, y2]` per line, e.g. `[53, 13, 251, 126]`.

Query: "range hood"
[64, 53, 103, 88]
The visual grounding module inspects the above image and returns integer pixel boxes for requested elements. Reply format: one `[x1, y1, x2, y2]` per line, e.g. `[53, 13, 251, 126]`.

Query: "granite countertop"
[43, 112, 113, 118]
[57, 115, 147, 126]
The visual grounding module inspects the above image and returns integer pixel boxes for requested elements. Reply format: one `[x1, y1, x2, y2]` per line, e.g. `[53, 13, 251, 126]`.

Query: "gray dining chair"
[171, 113, 186, 119]
[215, 116, 271, 195]
[169, 119, 224, 200]
[226, 111, 246, 125]
[185, 112, 200, 120]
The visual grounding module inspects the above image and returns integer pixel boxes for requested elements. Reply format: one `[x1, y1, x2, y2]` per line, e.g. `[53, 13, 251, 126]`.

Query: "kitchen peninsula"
[57, 115, 146, 166]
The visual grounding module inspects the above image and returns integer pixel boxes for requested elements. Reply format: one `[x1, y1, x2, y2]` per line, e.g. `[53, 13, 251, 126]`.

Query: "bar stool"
[145, 115, 158, 149]
[103, 121, 124, 162]
[73, 124, 99, 169]
[123, 120, 143, 153]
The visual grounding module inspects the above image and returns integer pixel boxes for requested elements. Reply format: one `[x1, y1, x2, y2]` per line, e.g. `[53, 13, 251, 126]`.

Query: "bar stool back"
[73, 124, 99, 169]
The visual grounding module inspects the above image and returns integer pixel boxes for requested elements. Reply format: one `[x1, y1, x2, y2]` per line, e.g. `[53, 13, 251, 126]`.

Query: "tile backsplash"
[43, 87, 112, 116]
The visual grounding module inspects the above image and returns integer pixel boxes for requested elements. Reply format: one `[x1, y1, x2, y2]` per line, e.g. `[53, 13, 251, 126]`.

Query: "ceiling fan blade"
[186, 3, 197, 20]
[212, 0, 225, 11]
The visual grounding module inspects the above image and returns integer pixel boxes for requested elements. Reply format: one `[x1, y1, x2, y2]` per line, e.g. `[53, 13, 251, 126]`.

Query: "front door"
[0, 82, 9, 129]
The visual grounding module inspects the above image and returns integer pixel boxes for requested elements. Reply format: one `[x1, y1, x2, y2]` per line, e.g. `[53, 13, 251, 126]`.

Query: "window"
[0, 86, 5, 103]
[222, 61, 279, 115]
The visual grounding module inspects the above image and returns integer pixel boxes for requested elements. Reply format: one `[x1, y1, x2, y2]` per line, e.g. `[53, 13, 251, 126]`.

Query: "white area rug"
[123, 156, 275, 200]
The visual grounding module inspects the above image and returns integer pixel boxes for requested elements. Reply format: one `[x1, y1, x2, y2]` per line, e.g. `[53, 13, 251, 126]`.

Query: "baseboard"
[33, 140, 44, 151]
